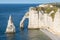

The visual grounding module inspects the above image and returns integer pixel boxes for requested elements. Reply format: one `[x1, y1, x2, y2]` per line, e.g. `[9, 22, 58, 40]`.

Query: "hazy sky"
[0, 0, 60, 4]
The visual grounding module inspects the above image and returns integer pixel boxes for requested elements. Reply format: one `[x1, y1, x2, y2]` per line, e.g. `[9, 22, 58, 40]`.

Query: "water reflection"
[28, 30, 51, 40]
[0, 30, 52, 40]
[6, 33, 15, 40]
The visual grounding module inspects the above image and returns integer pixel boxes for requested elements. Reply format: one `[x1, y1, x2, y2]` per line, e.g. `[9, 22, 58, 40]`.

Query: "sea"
[0, 4, 51, 40]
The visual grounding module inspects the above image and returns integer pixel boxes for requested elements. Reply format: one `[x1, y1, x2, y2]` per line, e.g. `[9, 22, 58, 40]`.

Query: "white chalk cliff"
[20, 4, 60, 35]
[6, 15, 15, 33]
[28, 7, 39, 29]
[53, 9, 60, 34]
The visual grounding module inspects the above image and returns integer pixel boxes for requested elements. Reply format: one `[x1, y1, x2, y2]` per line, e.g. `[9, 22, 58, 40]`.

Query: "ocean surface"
[0, 4, 51, 40]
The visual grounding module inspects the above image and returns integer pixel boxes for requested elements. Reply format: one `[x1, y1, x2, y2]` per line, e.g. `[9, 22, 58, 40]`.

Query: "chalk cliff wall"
[20, 4, 60, 33]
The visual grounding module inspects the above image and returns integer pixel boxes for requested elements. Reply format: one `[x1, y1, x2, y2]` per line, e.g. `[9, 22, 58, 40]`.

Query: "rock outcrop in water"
[5, 15, 15, 33]
[20, 4, 60, 35]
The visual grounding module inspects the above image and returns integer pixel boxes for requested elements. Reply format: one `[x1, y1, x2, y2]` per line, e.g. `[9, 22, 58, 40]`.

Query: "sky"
[0, 0, 60, 4]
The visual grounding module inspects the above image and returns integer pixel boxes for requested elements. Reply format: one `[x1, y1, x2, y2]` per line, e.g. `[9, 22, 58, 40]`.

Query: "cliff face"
[28, 4, 57, 27]
[20, 4, 60, 33]
[28, 9, 39, 29]
[53, 9, 60, 33]
[28, 4, 60, 33]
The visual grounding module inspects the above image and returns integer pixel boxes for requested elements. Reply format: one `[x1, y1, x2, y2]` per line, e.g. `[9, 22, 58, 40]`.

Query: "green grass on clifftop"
[30, 4, 58, 21]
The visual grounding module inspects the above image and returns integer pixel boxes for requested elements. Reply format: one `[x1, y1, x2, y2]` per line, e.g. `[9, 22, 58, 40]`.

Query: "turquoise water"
[0, 4, 51, 40]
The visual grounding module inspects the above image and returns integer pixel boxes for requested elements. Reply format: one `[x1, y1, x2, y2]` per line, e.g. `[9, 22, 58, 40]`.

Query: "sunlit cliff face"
[29, 4, 60, 34]
[38, 4, 60, 34]
[20, 4, 60, 34]
[38, 4, 58, 21]
[53, 9, 60, 34]
[28, 7, 39, 29]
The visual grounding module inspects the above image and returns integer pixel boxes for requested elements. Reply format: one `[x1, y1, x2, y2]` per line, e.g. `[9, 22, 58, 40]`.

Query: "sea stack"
[5, 15, 15, 33]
